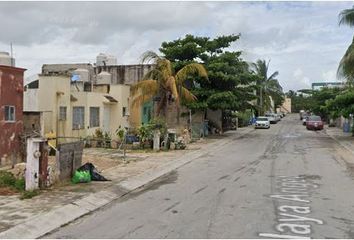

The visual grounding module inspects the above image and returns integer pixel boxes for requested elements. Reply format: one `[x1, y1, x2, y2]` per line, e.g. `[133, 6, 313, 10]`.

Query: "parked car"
[265, 113, 278, 124]
[302, 114, 309, 125]
[255, 116, 270, 129]
[306, 115, 324, 130]
[276, 113, 283, 120]
[299, 110, 305, 120]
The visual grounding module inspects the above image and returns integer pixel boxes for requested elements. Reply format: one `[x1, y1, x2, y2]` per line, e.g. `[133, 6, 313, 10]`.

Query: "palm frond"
[141, 51, 161, 64]
[143, 69, 163, 81]
[180, 87, 197, 102]
[339, 7, 354, 27]
[131, 94, 154, 108]
[156, 58, 173, 81]
[337, 37, 354, 82]
[175, 63, 208, 84]
[131, 79, 158, 97]
[267, 71, 279, 81]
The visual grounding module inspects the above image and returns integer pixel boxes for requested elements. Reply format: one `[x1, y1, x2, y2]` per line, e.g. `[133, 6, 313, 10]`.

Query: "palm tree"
[339, 7, 354, 27]
[131, 51, 208, 123]
[251, 59, 282, 115]
[286, 90, 296, 98]
[338, 6, 354, 84]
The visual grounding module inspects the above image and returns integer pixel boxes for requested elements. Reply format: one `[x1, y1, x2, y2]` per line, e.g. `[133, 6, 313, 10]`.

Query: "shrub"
[115, 126, 126, 142]
[137, 124, 153, 146]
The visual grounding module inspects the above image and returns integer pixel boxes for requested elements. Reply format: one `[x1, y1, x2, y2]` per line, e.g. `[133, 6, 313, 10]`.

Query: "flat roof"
[312, 82, 344, 86]
[0, 64, 26, 72]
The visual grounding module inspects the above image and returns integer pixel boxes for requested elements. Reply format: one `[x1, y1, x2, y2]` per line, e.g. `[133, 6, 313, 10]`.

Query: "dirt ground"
[0, 187, 17, 195]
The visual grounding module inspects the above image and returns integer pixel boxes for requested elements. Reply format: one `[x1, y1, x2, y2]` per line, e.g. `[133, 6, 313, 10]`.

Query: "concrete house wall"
[40, 63, 155, 130]
[24, 75, 130, 144]
[0, 65, 26, 166]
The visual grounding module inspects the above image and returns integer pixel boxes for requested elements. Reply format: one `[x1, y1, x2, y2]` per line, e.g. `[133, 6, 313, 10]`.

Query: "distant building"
[278, 97, 291, 113]
[311, 82, 345, 90]
[0, 52, 26, 166]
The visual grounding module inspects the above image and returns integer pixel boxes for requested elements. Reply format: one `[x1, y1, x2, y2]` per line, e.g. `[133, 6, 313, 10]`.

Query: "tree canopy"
[159, 34, 258, 112]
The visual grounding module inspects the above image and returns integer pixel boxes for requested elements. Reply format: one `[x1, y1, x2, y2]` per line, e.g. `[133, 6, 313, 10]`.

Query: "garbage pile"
[72, 163, 109, 184]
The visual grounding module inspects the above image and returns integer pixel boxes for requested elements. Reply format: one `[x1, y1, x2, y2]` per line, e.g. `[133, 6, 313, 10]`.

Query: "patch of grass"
[20, 190, 39, 200]
[0, 171, 26, 191]
[0, 171, 16, 187]
[14, 178, 25, 191]
[0, 171, 40, 199]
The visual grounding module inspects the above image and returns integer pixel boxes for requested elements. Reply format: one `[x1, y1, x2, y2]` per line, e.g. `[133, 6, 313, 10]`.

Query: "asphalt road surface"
[46, 114, 354, 238]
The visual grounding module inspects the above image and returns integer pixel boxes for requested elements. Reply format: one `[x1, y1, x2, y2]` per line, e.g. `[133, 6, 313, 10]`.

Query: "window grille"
[90, 107, 100, 127]
[4, 106, 15, 122]
[73, 106, 85, 129]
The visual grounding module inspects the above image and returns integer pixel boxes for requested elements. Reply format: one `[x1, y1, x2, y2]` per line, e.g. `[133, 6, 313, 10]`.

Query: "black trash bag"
[77, 163, 110, 181]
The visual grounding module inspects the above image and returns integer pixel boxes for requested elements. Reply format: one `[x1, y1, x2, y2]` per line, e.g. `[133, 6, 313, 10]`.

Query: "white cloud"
[293, 68, 303, 78]
[0, 1, 353, 91]
[322, 70, 337, 83]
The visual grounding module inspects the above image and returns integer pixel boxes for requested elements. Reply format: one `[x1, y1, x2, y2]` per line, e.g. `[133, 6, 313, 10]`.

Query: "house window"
[90, 107, 100, 128]
[59, 106, 67, 121]
[4, 106, 15, 122]
[122, 107, 127, 117]
[72, 107, 85, 129]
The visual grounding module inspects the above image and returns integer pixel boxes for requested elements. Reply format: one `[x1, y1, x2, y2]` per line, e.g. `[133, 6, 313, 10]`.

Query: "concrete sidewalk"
[324, 126, 354, 155]
[0, 126, 255, 239]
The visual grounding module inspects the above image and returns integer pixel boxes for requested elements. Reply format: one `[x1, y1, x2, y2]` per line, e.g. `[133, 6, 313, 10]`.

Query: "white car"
[265, 113, 277, 124]
[255, 116, 270, 129]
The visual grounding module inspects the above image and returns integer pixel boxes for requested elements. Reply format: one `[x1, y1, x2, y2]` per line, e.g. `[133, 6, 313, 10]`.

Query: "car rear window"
[257, 117, 268, 121]
[309, 116, 321, 121]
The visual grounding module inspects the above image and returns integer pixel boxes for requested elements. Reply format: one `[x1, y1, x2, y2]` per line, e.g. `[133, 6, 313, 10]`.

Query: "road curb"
[324, 129, 354, 156]
[0, 127, 254, 239]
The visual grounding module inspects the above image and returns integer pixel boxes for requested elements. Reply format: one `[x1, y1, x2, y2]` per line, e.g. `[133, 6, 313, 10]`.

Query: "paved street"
[46, 114, 354, 239]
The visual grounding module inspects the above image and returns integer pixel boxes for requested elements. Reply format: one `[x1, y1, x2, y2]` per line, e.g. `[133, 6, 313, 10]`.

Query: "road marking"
[259, 175, 324, 238]
[278, 205, 310, 214]
[276, 223, 311, 235]
[259, 233, 310, 239]
[270, 194, 310, 203]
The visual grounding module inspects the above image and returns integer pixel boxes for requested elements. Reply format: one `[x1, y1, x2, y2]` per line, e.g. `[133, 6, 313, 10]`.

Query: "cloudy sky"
[0, 1, 353, 91]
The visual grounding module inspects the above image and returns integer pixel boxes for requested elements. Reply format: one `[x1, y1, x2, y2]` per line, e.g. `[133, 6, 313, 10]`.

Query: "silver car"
[255, 116, 270, 129]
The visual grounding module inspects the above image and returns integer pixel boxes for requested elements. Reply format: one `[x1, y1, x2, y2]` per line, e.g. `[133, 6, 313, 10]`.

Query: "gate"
[56, 141, 84, 181]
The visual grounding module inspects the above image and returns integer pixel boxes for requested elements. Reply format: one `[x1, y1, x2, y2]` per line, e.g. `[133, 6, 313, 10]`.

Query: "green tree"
[323, 88, 354, 135]
[159, 34, 258, 116]
[251, 59, 283, 115]
[287, 87, 343, 118]
[324, 90, 354, 119]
